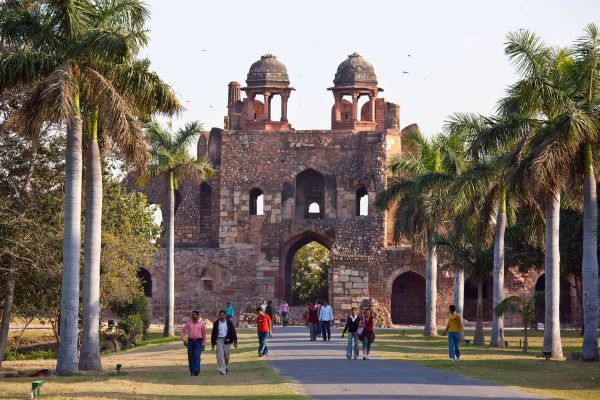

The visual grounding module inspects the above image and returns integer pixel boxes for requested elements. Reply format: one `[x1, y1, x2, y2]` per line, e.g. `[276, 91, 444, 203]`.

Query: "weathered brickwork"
[135, 54, 580, 328]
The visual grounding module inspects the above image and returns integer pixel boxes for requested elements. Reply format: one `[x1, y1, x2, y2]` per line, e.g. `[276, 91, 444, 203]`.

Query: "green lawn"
[376, 328, 600, 400]
[0, 328, 305, 400]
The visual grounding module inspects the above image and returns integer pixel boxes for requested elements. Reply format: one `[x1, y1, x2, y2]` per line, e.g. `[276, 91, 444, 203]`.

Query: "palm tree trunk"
[79, 109, 102, 371]
[57, 93, 83, 375]
[163, 172, 175, 337]
[452, 270, 464, 318]
[424, 230, 437, 336]
[581, 142, 599, 361]
[474, 283, 485, 345]
[543, 189, 563, 359]
[491, 186, 506, 347]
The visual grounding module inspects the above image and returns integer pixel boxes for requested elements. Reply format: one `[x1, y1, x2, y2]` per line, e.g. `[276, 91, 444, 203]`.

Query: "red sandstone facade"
[137, 54, 580, 328]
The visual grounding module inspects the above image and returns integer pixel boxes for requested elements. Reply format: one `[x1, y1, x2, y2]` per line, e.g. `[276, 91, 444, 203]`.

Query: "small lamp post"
[31, 380, 44, 399]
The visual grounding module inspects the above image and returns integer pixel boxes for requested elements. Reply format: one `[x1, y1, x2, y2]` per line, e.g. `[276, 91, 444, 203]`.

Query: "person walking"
[224, 302, 234, 322]
[180, 310, 206, 376]
[211, 310, 238, 375]
[255, 306, 272, 357]
[442, 304, 463, 362]
[307, 303, 319, 341]
[341, 307, 361, 359]
[359, 308, 376, 360]
[319, 299, 334, 341]
[265, 300, 275, 336]
[314, 300, 322, 337]
[279, 299, 289, 327]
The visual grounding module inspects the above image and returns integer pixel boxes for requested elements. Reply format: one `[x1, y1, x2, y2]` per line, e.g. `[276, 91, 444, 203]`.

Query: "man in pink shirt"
[180, 310, 206, 376]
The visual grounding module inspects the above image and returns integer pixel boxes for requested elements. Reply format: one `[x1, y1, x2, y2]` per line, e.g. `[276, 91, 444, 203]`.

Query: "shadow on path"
[266, 327, 544, 400]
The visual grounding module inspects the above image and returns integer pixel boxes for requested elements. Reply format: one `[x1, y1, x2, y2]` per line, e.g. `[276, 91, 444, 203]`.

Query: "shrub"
[118, 314, 145, 349]
[112, 295, 150, 337]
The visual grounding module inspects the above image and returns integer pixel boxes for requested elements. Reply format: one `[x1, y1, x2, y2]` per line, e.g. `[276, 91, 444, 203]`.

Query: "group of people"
[256, 298, 290, 329]
[180, 309, 238, 376]
[304, 300, 334, 341]
[179, 301, 464, 376]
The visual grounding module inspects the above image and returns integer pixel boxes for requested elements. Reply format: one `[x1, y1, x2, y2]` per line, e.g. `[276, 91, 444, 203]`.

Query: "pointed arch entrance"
[280, 231, 333, 305]
[391, 271, 425, 324]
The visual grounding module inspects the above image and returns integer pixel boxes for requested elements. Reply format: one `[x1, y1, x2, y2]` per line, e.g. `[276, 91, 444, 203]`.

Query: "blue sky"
[143, 0, 599, 136]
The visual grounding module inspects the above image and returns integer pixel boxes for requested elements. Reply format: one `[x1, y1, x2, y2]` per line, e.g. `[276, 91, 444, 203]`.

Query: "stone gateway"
[135, 54, 579, 328]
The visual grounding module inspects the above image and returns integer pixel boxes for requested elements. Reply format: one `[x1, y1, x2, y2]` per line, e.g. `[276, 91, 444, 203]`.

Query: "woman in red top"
[359, 308, 376, 360]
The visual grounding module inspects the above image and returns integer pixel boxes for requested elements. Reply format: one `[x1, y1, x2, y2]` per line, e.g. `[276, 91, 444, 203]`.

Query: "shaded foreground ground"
[0, 329, 303, 400]
[267, 327, 542, 400]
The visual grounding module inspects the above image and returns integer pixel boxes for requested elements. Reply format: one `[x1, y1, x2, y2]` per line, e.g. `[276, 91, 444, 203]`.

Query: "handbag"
[356, 326, 364, 336]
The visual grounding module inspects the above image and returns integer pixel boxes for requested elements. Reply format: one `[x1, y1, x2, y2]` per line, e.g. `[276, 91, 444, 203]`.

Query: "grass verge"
[376, 328, 600, 400]
[0, 328, 305, 400]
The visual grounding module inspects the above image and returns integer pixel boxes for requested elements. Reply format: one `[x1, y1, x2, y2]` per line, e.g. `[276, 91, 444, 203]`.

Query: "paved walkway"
[267, 327, 543, 400]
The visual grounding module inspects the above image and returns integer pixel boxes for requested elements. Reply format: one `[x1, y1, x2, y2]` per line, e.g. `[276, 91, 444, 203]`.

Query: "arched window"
[356, 186, 368, 216]
[295, 169, 325, 219]
[250, 188, 264, 215]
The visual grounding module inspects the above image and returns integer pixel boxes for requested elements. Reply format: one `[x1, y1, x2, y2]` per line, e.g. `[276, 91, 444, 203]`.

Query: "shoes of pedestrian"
[219, 371, 226, 375]
[363, 356, 367, 360]
[353, 356, 357, 359]
[449, 358, 454, 362]
[346, 356, 351, 359]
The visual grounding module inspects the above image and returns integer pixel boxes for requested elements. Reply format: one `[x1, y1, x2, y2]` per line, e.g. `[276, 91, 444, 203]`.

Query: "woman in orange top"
[256, 306, 272, 357]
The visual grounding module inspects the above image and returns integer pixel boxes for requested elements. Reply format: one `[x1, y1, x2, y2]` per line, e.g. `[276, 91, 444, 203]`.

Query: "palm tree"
[445, 113, 531, 348]
[494, 291, 545, 352]
[435, 218, 494, 346]
[0, 0, 179, 373]
[138, 121, 214, 337]
[571, 23, 600, 361]
[376, 125, 466, 336]
[500, 30, 598, 359]
[78, 1, 180, 371]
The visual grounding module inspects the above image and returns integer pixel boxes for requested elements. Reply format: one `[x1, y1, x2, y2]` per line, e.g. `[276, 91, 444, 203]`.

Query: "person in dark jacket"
[211, 310, 238, 375]
[341, 307, 361, 359]
[265, 300, 275, 336]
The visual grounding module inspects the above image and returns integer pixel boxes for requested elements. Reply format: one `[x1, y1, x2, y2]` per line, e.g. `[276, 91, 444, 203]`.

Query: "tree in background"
[291, 242, 330, 305]
[376, 125, 467, 336]
[495, 292, 545, 352]
[138, 121, 213, 337]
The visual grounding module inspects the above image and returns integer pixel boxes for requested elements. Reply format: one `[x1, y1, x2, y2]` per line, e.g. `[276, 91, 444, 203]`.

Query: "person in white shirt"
[319, 300, 334, 341]
[211, 310, 238, 375]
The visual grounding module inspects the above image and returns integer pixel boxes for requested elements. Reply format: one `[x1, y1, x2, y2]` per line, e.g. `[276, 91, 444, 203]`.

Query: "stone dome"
[246, 54, 290, 87]
[333, 53, 378, 87]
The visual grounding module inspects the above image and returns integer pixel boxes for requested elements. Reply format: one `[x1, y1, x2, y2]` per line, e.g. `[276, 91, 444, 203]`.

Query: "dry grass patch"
[376, 328, 600, 400]
[1, 329, 305, 400]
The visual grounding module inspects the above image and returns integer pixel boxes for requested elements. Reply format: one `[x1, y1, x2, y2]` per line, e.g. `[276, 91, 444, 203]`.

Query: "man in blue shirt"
[319, 300, 334, 341]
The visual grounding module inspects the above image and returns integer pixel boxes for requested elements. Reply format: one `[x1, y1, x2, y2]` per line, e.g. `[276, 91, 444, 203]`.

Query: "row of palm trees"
[377, 24, 600, 361]
[0, 0, 212, 374]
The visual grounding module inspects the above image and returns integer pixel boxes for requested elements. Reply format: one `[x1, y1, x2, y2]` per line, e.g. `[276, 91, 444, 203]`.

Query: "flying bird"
[402, 71, 409, 74]
[407, 54, 412, 57]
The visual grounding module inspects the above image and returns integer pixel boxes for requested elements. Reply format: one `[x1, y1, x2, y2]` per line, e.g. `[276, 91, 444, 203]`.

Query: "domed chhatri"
[246, 54, 290, 87]
[333, 53, 378, 88]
